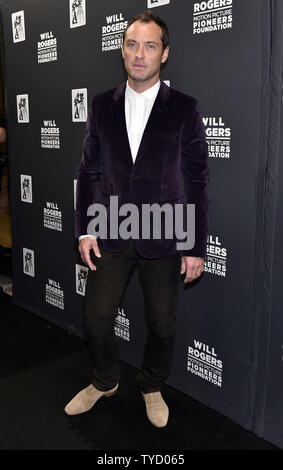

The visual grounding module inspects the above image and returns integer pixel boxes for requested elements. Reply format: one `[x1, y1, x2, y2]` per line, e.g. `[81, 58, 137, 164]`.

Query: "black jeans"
[83, 238, 181, 393]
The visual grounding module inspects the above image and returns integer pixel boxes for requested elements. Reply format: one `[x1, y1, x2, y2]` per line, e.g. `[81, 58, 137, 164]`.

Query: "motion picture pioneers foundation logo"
[45, 279, 64, 310]
[41, 120, 60, 149]
[187, 339, 223, 387]
[101, 12, 128, 52]
[193, 0, 233, 35]
[203, 116, 231, 159]
[205, 234, 227, 277]
[38, 31, 58, 63]
[44, 202, 63, 231]
[114, 307, 130, 342]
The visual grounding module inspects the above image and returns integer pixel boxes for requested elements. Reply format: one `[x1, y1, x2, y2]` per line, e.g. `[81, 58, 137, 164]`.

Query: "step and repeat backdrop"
[1, 0, 282, 448]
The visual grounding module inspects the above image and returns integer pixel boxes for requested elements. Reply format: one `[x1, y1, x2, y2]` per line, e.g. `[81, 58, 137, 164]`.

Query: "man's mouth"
[133, 64, 147, 69]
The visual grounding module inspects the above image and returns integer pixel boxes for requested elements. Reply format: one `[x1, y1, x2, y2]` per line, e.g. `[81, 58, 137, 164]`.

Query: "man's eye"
[147, 44, 155, 49]
[128, 43, 135, 48]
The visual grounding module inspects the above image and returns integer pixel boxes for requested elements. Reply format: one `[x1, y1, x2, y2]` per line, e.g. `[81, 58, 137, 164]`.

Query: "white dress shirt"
[79, 79, 161, 241]
[125, 79, 160, 162]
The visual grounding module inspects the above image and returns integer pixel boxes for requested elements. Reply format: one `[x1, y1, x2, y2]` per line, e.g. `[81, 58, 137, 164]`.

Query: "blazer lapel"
[111, 82, 133, 166]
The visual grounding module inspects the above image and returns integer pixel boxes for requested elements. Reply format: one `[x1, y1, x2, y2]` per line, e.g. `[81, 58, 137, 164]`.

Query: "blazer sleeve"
[181, 98, 210, 258]
[75, 95, 103, 238]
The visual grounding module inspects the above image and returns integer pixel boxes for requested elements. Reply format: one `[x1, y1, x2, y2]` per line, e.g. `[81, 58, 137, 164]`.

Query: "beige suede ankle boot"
[141, 391, 169, 427]
[64, 383, 119, 416]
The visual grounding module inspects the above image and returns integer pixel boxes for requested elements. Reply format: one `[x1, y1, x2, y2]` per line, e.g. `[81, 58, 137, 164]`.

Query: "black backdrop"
[1, 0, 283, 449]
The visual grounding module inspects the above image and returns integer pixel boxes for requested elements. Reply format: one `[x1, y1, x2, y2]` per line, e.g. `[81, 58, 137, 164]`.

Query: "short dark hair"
[123, 10, 169, 51]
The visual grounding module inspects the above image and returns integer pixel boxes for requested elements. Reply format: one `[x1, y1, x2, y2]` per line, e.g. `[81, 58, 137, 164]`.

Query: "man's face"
[122, 20, 169, 84]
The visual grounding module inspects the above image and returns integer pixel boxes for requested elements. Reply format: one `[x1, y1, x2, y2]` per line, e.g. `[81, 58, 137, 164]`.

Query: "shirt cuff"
[78, 235, 96, 241]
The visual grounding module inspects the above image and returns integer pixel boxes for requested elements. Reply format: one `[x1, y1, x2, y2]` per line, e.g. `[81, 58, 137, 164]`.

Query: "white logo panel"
[70, 0, 86, 28]
[12, 11, 26, 43]
[76, 264, 89, 296]
[23, 248, 35, 277]
[72, 89, 87, 122]
[20, 175, 32, 203]
[17, 94, 29, 123]
[147, 0, 170, 8]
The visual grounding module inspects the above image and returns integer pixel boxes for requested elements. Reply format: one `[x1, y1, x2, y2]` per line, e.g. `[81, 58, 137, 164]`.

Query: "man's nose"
[135, 45, 145, 60]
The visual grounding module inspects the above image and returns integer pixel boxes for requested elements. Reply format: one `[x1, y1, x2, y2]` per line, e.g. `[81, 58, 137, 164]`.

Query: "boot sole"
[105, 389, 117, 398]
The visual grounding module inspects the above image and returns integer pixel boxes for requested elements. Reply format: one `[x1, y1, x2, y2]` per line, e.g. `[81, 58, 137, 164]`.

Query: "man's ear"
[121, 43, 125, 59]
[161, 46, 169, 64]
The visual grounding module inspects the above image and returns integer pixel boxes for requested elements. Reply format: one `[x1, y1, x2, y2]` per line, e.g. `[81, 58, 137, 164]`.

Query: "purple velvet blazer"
[75, 80, 209, 258]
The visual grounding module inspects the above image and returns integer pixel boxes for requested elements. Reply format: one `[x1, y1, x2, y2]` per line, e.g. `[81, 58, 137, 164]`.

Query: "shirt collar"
[126, 79, 161, 101]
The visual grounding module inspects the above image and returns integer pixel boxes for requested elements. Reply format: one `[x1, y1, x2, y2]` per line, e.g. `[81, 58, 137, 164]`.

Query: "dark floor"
[0, 290, 280, 452]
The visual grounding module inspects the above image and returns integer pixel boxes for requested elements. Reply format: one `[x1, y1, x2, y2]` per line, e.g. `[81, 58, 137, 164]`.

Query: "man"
[65, 10, 209, 428]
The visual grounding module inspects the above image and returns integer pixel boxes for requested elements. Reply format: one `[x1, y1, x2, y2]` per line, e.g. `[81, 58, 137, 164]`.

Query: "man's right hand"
[79, 236, 101, 271]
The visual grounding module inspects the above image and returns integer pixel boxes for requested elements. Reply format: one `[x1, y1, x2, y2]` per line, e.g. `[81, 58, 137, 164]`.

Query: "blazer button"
[131, 175, 138, 180]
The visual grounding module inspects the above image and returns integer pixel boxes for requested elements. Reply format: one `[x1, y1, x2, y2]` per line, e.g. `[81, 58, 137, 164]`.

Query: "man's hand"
[180, 256, 204, 283]
[79, 236, 101, 271]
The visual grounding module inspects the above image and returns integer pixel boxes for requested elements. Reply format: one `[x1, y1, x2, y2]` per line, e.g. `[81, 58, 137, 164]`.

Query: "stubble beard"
[127, 64, 161, 83]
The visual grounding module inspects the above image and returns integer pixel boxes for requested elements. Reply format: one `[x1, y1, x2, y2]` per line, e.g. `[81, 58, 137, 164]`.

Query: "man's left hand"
[180, 256, 205, 283]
